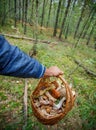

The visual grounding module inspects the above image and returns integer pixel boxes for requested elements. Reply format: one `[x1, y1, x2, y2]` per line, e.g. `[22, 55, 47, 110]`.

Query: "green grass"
[0, 24, 96, 130]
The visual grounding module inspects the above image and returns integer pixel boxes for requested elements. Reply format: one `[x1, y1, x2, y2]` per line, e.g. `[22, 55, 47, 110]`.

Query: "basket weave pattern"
[30, 75, 76, 125]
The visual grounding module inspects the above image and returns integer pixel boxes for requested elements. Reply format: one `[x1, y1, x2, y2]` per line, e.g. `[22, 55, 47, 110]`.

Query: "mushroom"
[42, 95, 48, 100]
[41, 109, 55, 117]
[39, 96, 50, 105]
[39, 96, 54, 106]
[45, 91, 57, 102]
[53, 97, 66, 110]
[50, 88, 60, 99]
[35, 101, 41, 108]
[34, 85, 55, 98]
[40, 100, 50, 105]
[56, 85, 61, 91]
[46, 106, 52, 113]
[72, 90, 75, 96]
[41, 109, 50, 116]
[69, 83, 73, 89]
[58, 87, 66, 97]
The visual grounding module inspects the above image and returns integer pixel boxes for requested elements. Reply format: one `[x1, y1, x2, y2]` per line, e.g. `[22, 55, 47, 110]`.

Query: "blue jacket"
[0, 35, 46, 78]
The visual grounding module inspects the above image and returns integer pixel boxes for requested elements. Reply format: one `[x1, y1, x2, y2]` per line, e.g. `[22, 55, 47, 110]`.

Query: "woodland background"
[0, 0, 96, 130]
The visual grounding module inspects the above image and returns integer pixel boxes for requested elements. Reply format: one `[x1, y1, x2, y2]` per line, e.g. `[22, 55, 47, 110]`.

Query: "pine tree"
[53, 0, 62, 37]
[59, 0, 71, 39]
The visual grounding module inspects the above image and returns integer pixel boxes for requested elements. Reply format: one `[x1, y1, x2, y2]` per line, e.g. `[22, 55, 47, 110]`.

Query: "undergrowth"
[0, 24, 96, 130]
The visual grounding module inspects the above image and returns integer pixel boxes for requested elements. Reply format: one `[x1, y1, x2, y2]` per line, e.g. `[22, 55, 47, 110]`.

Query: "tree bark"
[24, 0, 28, 34]
[59, 0, 65, 25]
[74, 9, 94, 47]
[14, 0, 17, 27]
[31, 0, 39, 56]
[73, 0, 86, 39]
[8, 0, 11, 17]
[65, 0, 77, 39]
[41, 0, 46, 27]
[53, 0, 62, 37]
[22, 0, 25, 27]
[46, 0, 52, 27]
[94, 37, 96, 50]
[19, 0, 21, 21]
[86, 20, 96, 45]
[30, 0, 34, 23]
[82, 10, 95, 39]
[1, 0, 6, 26]
[59, 0, 71, 39]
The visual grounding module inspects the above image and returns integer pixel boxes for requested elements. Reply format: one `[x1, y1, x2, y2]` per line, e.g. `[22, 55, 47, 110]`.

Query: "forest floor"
[0, 24, 96, 130]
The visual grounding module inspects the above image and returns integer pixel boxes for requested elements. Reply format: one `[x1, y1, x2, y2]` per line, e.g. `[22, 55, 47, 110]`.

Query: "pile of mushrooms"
[33, 80, 75, 118]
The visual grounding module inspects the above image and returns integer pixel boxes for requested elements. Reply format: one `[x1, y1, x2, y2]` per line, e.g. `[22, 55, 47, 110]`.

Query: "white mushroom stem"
[53, 97, 66, 110]
[35, 102, 41, 107]
[56, 85, 61, 91]
[40, 100, 50, 105]
[45, 91, 56, 102]
[72, 90, 75, 96]
[69, 83, 73, 89]
[39, 96, 50, 105]
[59, 87, 66, 97]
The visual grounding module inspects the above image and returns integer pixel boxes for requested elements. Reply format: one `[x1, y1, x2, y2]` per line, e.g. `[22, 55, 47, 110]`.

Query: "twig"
[74, 60, 96, 77]
[67, 65, 80, 77]
[23, 79, 28, 130]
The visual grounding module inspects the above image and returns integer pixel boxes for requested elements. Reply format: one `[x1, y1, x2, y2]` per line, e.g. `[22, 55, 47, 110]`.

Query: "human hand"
[44, 66, 63, 77]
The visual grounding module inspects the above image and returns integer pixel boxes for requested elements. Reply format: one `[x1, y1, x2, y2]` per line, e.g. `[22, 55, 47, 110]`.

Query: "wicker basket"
[30, 75, 76, 125]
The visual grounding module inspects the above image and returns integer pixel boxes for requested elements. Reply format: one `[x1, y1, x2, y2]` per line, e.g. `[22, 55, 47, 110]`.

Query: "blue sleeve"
[0, 35, 46, 78]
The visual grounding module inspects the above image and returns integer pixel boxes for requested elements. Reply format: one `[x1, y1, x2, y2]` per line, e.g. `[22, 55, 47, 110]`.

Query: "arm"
[0, 35, 63, 78]
[0, 35, 45, 78]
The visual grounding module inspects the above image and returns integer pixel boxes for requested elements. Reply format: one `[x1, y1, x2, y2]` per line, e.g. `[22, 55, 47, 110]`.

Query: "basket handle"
[57, 75, 67, 85]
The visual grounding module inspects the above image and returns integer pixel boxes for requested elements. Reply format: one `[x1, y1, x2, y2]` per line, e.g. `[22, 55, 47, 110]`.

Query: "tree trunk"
[59, 0, 71, 39]
[30, 0, 34, 23]
[65, 24, 69, 39]
[31, 0, 39, 56]
[73, 0, 86, 39]
[94, 37, 96, 50]
[46, 0, 52, 27]
[24, 0, 28, 34]
[53, 0, 62, 37]
[22, 0, 25, 27]
[65, 0, 77, 39]
[9, 0, 11, 17]
[74, 9, 94, 47]
[1, 33, 54, 44]
[59, 0, 65, 25]
[14, 0, 17, 27]
[19, 0, 21, 21]
[86, 21, 96, 45]
[82, 10, 95, 39]
[41, 0, 46, 27]
[1, 1, 6, 26]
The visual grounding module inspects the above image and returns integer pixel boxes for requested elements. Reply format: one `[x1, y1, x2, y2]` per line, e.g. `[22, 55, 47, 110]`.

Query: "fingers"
[44, 66, 63, 77]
